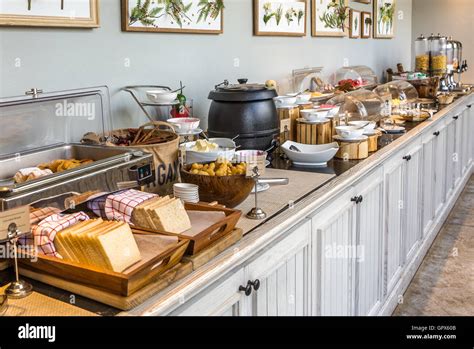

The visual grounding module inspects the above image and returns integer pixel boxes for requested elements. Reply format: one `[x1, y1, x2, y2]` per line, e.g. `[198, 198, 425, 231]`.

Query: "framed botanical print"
[311, 0, 349, 37]
[0, 0, 99, 28]
[361, 11, 371, 38]
[373, 0, 395, 39]
[254, 0, 307, 37]
[122, 0, 224, 34]
[349, 9, 360, 38]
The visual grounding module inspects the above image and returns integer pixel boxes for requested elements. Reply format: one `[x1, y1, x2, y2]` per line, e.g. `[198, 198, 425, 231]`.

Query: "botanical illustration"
[0, 0, 98, 27]
[349, 9, 360, 38]
[124, 0, 224, 33]
[255, 0, 306, 36]
[361, 11, 371, 38]
[312, 0, 348, 37]
[374, 0, 395, 38]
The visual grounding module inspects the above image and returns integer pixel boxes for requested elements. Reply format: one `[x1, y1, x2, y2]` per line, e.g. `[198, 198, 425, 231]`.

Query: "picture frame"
[361, 11, 371, 38]
[0, 0, 99, 28]
[311, 0, 349, 37]
[349, 9, 360, 38]
[121, 0, 224, 34]
[253, 0, 307, 37]
[373, 0, 395, 39]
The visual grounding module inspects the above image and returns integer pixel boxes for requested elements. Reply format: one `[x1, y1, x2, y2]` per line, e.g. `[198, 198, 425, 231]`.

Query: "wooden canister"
[367, 131, 382, 153]
[333, 136, 369, 160]
[296, 120, 332, 145]
[277, 106, 300, 142]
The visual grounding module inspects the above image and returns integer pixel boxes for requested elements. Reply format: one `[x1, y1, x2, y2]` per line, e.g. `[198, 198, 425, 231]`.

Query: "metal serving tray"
[0, 87, 155, 211]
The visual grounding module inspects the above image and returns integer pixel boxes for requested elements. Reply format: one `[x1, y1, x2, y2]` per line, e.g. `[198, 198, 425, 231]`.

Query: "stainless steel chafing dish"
[0, 86, 155, 211]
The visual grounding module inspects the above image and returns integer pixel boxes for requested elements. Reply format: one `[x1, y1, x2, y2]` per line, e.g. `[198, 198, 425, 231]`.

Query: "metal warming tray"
[0, 86, 155, 211]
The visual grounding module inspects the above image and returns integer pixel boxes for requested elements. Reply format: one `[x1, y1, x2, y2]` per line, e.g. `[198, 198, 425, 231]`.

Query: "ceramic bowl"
[274, 96, 297, 107]
[300, 109, 330, 122]
[281, 141, 339, 167]
[167, 117, 200, 132]
[335, 126, 365, 139]
[348, 121, 377, 131]
[147, 90, 178, 104]
[183, 138, 236, 164]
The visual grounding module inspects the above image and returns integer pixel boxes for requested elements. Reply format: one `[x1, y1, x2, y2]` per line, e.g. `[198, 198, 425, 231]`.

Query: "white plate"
[292, 161, 329, 168]
[176, 128, 203, 136]
[252, 183, 270, 193]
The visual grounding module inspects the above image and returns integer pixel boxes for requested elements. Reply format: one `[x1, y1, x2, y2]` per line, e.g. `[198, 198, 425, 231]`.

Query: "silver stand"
[4, 223, 33, 299]
[246, 167, 267, 220]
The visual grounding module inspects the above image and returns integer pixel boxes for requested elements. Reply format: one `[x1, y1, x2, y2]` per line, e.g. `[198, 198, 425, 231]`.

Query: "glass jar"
[429, 33, 448, 75]
[414, 34, 430, 73]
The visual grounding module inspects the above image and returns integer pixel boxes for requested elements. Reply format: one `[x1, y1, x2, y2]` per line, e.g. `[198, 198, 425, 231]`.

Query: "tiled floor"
[394, 176, 474, 316]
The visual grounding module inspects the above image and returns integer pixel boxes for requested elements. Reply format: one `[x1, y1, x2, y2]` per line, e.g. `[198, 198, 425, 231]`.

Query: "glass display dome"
[373, 80, 419, 105]
[327, 89, 384, 122]
[330, 66, 378, 91]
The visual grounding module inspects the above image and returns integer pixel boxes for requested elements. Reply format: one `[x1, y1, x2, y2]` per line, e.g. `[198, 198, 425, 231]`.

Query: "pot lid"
[209, 80, 277, 102]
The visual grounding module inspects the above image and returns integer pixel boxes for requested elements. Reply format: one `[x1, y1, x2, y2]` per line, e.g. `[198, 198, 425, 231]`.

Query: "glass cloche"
[373, 80, 419, 106]
[327, 89, 384, 122]
[330, 66, 378, 91]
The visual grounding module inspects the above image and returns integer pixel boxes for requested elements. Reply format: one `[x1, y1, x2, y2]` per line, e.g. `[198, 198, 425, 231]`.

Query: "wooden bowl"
[180, 165, 254, 208]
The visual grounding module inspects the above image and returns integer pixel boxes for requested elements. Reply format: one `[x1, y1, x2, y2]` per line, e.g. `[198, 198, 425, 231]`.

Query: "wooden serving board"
[18, 229, 243, 311]
[135, 202, 242, 256]
[18, 232, 189, 297]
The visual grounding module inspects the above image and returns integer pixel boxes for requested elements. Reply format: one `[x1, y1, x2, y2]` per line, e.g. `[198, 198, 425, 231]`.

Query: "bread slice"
[56, 220, 93, 263]
[94, 222, 141, 272]
[62, 220, 102, 264]
[149, 198, 191, 233]
[83, 221, 118, 270]
[132, 196, 170, 230]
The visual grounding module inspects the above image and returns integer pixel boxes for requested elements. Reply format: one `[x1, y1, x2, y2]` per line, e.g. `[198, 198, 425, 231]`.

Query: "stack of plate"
[173, 183, 200, 203]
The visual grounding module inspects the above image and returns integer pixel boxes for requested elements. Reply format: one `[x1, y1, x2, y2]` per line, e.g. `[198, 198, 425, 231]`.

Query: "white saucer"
[382, 126, 406, 134]
[176, 128, 203, 136]
[252, 183, 270, 193]
[297, 118, 330, 124]
[292, 161, 328, 168]
[333, 135, 369, 142]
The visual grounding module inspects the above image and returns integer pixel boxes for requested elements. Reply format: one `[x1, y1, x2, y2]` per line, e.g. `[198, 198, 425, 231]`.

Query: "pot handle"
[258, 178, 289, 186]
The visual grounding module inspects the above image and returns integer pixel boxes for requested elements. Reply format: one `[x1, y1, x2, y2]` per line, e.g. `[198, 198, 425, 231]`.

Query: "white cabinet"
[403, 145, 423, 264]
[171, 269, 247, 316]
[312, 167, 384, 316]
[433, 125, 448, 216]
[245, 220, 312, 316]
[312, 187, 356, 316]
[354, 169, 384, 316]
[445, 117, 456, 199]
[421, 132, 436, 237]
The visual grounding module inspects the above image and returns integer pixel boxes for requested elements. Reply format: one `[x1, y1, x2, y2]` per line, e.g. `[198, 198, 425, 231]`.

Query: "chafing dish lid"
[0, 86, 112, 157]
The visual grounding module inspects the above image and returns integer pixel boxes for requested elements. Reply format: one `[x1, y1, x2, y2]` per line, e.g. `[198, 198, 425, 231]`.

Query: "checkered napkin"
[31, 212, 90, 258]
[87, 189, 157, 224]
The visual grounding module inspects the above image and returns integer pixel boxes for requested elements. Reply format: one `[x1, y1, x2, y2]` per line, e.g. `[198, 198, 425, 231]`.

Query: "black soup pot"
[207, 82, 279, 151]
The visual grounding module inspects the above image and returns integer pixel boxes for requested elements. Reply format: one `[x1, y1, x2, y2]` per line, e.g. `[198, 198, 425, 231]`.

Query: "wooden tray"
[18, 229, 243, 311]
[135, 202, 242, 256]
[18, 231, 189, 297]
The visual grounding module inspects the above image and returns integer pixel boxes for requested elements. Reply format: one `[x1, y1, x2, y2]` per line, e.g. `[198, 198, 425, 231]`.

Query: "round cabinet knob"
[239, 283, 252, 297]
[357, 195, 364, 204]
[250, 279, 261, 291]
[351, 196, 359, 203]
[403, 155, 412, 161]
[453, 115, 459, 120]
[434, 131, 440, 137]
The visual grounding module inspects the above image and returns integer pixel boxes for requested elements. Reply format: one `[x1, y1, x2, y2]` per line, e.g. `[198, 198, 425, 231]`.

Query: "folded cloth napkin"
[87, 189, 157, 224]
[19, 207, 63, 247]
[32, 212, 90, 258]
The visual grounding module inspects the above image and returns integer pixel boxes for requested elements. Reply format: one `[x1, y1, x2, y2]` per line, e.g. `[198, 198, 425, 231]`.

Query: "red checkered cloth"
[87, 189, 157, 224]
[19, 207, 63, 247]
[31, 212, 90, 258]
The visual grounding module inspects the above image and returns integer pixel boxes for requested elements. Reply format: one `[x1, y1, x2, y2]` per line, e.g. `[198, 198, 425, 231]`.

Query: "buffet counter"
[3, 92, 473, 317]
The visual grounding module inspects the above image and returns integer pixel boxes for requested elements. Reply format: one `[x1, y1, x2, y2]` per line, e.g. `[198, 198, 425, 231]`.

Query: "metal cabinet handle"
[351, 195, 363, 204]
[249, 279, 261, 291]
[453, 115, 459, 120]
[467, 105, 472, 109]
[433, 131, 440, 137]
[239, 280, 261, 296]
[239, 282, 253, 297]
[403, 155, 412, 161]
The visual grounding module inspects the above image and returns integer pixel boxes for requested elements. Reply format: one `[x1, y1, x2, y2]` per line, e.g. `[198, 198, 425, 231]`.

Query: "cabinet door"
[383, 155, 405, 296]
[422, 133, 436, 237]
[433, 126, 447, 216]
[312, 188, 356, 316]
[403, 145, 423, 264]
[461, 109, 470, 175]
[468, 104, 474, 167]
[171, 269, 247, 316]
[445, 118, 456, 199]
[354, 168, 384, 316]
[245, 220, 312, 317]
[453, 114, 463, 186]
